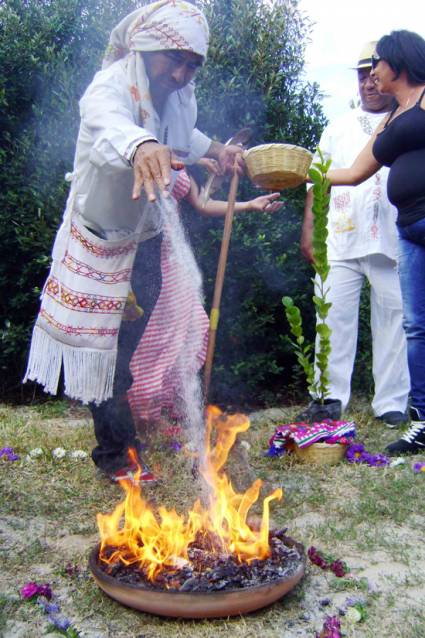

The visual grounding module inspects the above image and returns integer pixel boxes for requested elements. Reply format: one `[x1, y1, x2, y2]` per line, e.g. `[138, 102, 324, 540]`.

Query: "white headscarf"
[102, 0, 209, 136]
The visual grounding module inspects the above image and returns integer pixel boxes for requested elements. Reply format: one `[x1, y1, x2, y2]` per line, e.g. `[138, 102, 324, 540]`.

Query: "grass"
[1, 400, 425, 637]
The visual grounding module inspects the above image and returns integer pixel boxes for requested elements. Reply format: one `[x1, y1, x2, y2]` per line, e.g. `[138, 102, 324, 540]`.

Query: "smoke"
[158, 195, 207, 465]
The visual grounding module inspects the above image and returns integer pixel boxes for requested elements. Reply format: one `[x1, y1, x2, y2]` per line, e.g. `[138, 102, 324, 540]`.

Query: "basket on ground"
[294, 442, 347, 466]
[243, 143, 313, 190]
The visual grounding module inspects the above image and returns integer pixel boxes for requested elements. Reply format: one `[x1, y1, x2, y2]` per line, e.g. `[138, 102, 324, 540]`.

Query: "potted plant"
[282, 149, 341, 422]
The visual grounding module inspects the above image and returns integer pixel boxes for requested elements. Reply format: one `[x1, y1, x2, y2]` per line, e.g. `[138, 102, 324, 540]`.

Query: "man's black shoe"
[376, 411, 408, 429]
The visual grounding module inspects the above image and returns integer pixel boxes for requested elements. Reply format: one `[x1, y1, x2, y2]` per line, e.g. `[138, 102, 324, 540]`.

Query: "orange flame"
[97, 406, 283, 581]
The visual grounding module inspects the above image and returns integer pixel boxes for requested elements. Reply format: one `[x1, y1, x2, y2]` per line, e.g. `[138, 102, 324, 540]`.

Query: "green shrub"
[0, 0, 138, 399]
[187, 0, 326, 403]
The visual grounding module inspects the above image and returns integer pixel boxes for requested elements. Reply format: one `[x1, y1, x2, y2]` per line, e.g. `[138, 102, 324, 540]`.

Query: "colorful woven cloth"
[268, 420, 356, 456]
[128, 171, 209, 422]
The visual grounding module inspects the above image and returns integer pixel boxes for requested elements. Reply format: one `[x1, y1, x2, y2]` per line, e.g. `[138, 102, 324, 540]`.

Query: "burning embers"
[91, 407, 305, 616]
[99, 528, 303, 593]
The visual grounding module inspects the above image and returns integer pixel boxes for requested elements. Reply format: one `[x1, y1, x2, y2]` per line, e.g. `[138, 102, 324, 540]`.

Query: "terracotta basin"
[89, 539, 305, 619]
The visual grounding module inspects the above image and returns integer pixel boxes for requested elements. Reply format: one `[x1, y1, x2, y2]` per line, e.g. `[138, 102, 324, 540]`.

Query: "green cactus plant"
[283, 149, 332, 403]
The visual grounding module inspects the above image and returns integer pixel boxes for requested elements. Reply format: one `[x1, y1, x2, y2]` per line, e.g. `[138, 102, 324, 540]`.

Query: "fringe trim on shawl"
[23, 325, 116, 405]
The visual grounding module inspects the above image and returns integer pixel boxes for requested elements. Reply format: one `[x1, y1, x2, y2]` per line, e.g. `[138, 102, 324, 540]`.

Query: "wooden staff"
[204, 167, 240, 399]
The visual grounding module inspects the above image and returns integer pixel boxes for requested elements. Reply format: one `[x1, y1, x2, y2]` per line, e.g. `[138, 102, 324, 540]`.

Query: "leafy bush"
[0, 0, 138, 399]
[187, 0, 326, 404]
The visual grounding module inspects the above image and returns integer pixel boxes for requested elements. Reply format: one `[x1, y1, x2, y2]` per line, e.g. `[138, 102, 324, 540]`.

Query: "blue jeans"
[398, 217, 425, 420]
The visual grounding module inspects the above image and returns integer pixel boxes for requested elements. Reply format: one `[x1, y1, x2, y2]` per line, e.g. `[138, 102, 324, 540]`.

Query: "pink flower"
[20, 582, 40, 599]
[330, 559, 347, 577]
[316, 615, 342, 638]
[20, 582, 52, 600]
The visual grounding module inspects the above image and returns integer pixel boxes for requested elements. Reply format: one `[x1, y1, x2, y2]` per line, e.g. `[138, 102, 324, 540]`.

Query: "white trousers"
[314, 254, 410, 415]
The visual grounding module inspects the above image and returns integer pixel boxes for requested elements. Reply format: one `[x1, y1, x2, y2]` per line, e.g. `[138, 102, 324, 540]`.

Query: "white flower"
[345, 607, 362, 623]
[69, 450, 88, 460]
[389, 457, 406, 468]
[52, 447, 66, 459]
[240, 440, 251, 451]
[29, 447, 43, 458]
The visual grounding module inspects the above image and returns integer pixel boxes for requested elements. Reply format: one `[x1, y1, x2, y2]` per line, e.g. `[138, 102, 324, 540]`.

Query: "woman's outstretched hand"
[246, 192, 283, 213]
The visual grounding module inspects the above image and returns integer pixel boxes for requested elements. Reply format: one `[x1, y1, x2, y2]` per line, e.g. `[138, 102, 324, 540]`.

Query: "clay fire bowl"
[89, 538, 305, 619]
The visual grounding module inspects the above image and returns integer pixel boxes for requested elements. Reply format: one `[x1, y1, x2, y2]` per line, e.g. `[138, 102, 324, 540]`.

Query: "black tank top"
[373, 87, 425, 226]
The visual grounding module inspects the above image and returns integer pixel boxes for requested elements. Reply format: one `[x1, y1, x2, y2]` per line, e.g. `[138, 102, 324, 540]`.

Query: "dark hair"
[185, 163, 204, 189]
[377, 30, 425, 84]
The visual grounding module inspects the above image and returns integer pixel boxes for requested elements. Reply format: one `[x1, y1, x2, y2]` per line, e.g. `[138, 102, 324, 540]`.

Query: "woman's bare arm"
[185, 176, 283, 216]
[326, 115, 388, 186]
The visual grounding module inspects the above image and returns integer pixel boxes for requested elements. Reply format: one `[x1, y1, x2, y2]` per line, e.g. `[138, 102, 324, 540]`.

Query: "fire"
[97, 406, 283, 581]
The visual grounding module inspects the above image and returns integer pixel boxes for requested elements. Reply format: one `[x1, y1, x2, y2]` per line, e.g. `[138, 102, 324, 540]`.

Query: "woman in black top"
[325, 30, 425, 455]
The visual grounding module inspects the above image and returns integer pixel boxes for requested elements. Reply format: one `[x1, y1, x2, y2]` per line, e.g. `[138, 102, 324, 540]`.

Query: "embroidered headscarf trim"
[103, 0, 209, 67]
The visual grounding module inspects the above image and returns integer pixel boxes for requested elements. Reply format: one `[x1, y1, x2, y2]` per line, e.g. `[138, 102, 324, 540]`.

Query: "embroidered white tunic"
[319, 108, 398, 261]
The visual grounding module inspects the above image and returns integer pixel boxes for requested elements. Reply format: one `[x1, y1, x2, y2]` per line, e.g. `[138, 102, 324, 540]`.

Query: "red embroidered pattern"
[138, 22, 192, 50]
[62, 252, 132, 284]
[45, 277, 126, 314]
[334, 191, 351, 211]
[70, 223, 137, 258]
[40, 309, 119, 337]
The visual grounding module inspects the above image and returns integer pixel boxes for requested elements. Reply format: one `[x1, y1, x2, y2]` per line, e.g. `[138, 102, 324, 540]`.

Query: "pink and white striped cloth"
[127, 171, 209, 423]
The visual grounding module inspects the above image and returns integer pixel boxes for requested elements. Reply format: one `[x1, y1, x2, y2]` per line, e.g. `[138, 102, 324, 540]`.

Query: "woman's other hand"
[197, 157, 223, 176]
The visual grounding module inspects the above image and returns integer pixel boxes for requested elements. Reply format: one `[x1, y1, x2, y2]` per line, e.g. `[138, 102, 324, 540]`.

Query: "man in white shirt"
[298, 42, 410, 426]
[24, 1, 242, 482]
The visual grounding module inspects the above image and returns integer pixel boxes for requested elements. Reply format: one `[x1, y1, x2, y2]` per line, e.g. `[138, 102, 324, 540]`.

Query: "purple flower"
[265, 444, 286, 457]
[64, 562, 81, 577]
[367, 453, 390, 467]
[345, 595, 366, 607]
[413, 462, 425, 473]
[0, 446, 20, 461]
[345, 443, 366, 463]
[20, 582, 40, 599]
[37, 584, 53, 600]
[170, 440, 182, 452]
[324, 616, 341, 630]
[316, 615, 342, 638]
[39, 600, 60, 614]
[48, 615, 71, 631]
[308, 545, 317, 558]
[319, 597, 332, 607]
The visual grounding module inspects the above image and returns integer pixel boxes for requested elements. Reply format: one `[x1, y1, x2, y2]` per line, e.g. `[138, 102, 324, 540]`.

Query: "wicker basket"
[243, 143, 313, 190]
[294, 442, 347, 466]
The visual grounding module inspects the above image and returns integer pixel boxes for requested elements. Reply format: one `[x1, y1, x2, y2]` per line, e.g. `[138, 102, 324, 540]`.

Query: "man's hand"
[206, 140, 244, 176]
[217, 143, 245, 175]
[132, 141, 184, 202]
